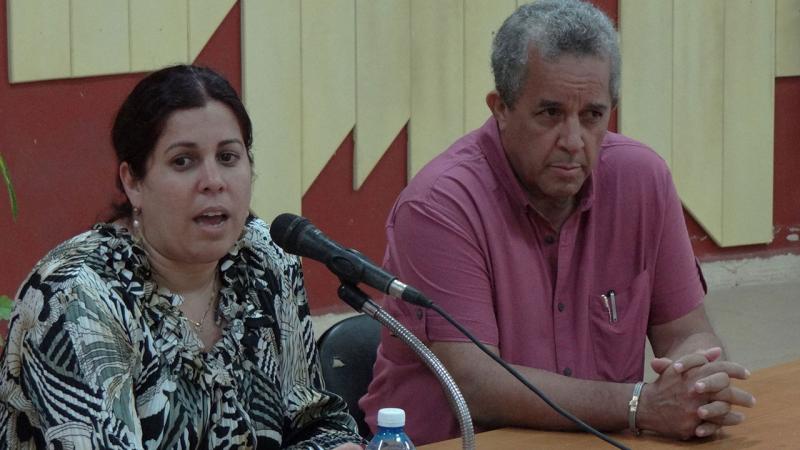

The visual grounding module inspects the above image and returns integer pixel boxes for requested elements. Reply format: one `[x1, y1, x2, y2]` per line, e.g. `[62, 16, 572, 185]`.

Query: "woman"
[0, 65, 363, 449]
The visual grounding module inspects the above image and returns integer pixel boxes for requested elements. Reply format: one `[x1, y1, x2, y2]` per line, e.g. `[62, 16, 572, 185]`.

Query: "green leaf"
[0, 295, 13, 321]
[0, 154, 18, 221]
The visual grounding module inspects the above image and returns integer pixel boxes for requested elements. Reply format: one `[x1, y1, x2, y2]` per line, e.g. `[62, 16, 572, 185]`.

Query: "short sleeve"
[649, 170, 706, 325]
[387, 194, 499, 346]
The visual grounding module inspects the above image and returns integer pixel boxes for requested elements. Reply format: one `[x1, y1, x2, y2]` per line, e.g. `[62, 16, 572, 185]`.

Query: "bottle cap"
[377, 407, 406, 428]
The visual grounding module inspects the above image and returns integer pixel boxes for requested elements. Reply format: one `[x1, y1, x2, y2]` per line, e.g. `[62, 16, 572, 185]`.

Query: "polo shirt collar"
[480, 117, 597, 214]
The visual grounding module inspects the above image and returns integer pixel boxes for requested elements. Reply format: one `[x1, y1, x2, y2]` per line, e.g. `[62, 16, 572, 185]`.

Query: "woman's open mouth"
[194, 211, 229, 227]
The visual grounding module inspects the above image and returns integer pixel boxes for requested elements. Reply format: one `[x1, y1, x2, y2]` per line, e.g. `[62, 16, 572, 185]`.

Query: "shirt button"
[544, 235, 556, 245]
[557, 302, 565, 312]
[563, 367, 572, 376]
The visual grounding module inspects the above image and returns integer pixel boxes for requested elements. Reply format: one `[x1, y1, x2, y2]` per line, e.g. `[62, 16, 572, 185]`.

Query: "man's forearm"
[649, 305, 727, 361]
[431, 341, 635, 432]
[470, 363, 635, 431]
[432, 336, 752, 440]
[662, 331, 726, 361]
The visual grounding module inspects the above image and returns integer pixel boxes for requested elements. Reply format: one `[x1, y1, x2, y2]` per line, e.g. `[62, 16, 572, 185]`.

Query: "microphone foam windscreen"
[269, 213, 308, 255]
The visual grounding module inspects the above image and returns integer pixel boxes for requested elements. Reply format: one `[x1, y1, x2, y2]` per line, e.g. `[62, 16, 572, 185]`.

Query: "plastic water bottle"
[366, 408, 416, 450]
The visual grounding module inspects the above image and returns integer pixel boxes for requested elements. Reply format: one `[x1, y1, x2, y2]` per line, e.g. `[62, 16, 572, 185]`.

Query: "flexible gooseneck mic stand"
[337, 283, 475, 450]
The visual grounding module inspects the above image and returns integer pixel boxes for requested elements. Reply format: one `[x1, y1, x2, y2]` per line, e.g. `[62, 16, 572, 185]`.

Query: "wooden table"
[420, 358, 800, 449]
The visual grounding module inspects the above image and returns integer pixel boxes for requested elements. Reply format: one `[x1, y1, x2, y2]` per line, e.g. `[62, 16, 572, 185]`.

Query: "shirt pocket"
[588, 269, 651, 382]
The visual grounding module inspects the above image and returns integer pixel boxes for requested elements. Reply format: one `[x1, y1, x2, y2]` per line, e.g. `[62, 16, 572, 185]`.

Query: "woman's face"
[121, 100, 252, 266]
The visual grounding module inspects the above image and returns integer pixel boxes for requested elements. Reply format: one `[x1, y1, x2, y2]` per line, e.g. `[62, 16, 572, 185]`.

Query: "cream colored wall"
[7, 0, 236, 82]
[300, 0, 356, 194]
[241, 1, 303, 223]
[8, 0, 800, 246]
[777, 0, 800, 77]
[408, 0, 465, 179]
[354, 1, 410, 190]
[722, 1, 775, 246]
[240, 0, 514, 218]
[620, 0, 780, 246]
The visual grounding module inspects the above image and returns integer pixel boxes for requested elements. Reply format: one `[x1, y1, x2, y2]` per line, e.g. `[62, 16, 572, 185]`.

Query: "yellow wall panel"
[130, 0, 188, 72]
[354, 0, 410, 189]
[189, 0, 237, 61]
[776, 0, 800, 76]
[71, 0, 130, 77]
[409, 0, 465, 178]
[7, 0, 71, 83]
[301, 0, 356, 193]
[672, 0, 724, 241]
[619, 0, 673, 165]
[464, 0, 516, 132]
[242, 0, 302, 219]
[722, 0, 774, 245]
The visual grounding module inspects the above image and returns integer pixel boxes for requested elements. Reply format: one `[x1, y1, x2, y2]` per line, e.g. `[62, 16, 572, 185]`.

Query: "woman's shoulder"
[241, 215, 270, 246]
[8, 225, 143, 391]
[22, 223, 141, 299]
[227, 216, 305, 303]
[237, 216, 298, 267]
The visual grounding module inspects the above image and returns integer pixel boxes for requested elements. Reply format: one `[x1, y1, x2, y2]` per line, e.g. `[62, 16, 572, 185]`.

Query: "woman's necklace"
[192, 276, 219, 329]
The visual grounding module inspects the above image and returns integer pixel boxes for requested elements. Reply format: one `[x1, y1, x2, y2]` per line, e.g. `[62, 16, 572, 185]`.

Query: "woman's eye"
[219, 151, 240, 164]
[172, 156, 192, 168]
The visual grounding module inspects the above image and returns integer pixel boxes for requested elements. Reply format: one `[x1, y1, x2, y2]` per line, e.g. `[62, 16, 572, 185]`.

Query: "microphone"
[269, 213, 432, 308]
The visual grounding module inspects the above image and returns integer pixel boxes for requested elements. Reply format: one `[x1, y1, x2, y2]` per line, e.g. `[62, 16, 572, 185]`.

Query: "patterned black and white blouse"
[0, 217, 362, 449]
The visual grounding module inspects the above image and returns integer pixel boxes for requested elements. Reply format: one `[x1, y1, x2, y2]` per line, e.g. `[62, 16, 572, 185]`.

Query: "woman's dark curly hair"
[110, 64, 253, 221]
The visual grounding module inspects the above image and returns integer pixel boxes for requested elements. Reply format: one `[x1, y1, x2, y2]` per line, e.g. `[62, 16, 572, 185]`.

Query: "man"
[360, 0, 755, 445]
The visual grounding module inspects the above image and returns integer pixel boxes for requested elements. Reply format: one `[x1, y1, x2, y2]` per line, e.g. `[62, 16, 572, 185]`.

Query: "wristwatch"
[628, 381, 645, 436]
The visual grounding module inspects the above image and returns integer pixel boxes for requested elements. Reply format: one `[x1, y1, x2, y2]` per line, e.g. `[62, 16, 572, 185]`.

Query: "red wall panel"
[301, 130, 408, 312]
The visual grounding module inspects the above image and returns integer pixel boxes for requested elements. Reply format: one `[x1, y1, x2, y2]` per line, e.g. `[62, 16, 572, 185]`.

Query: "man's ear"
[119, 162, 142, 207]
[486, 90, 510, 131]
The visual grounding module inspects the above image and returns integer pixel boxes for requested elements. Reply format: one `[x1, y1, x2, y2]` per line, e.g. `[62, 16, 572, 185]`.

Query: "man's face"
[491, 49, 612, 209]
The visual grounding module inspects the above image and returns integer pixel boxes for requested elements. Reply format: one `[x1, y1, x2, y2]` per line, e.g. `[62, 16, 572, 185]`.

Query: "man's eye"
[544, 108, 560, 117]
[581, 110, 604, 122]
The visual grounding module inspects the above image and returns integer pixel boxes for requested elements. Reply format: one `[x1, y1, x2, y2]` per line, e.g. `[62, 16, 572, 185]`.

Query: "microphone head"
[270, 213, 310, 255]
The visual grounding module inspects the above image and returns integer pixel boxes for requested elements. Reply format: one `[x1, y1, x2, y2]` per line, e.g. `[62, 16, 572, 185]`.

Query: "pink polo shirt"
[359, 118, 706, 445]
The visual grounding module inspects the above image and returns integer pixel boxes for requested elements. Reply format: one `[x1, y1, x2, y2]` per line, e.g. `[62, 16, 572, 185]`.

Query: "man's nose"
[558, 117, 584, 154]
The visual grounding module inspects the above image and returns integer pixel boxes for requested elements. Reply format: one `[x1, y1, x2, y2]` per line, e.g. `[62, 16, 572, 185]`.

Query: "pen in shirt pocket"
[601, 290, 618, 323]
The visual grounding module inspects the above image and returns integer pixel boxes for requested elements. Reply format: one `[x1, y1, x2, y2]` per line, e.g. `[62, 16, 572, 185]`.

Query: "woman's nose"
[199, 160, 225, 192]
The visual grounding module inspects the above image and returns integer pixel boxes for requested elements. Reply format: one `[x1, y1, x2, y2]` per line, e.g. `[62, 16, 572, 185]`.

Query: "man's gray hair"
[491, 0, 621, 108]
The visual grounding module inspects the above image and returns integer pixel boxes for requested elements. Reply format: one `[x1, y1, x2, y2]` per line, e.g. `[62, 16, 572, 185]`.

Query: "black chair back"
[317, 314, 382, 439]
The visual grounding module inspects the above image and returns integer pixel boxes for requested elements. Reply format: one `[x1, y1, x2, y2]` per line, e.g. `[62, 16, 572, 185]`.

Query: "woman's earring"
[132, 206, 142, 240]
